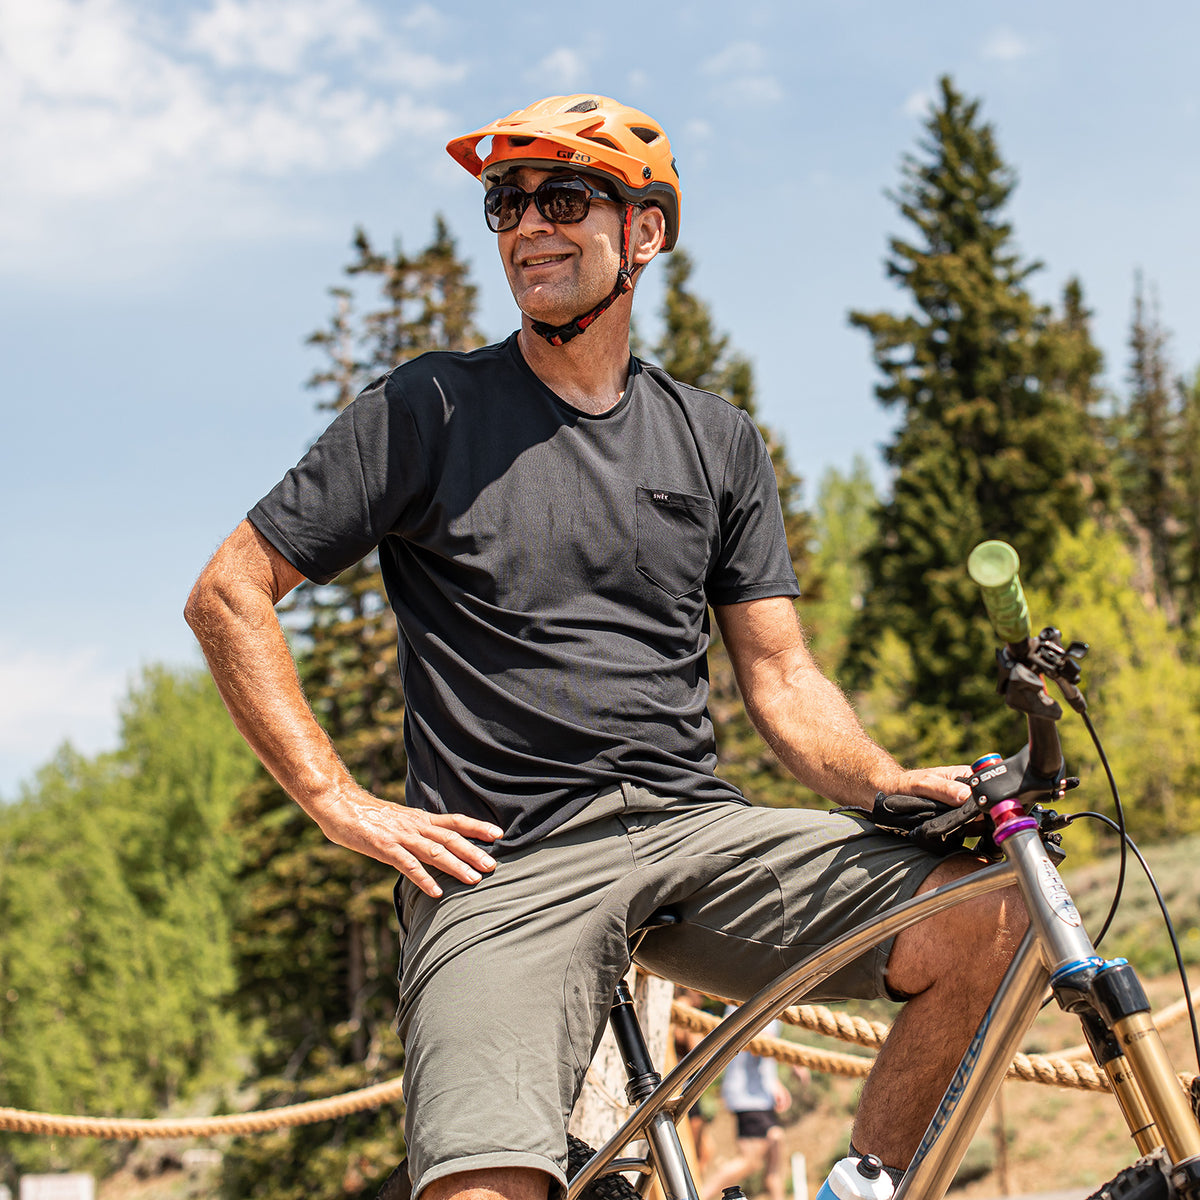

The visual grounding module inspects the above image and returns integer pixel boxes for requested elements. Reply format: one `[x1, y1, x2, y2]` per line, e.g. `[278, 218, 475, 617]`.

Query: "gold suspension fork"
[1113, 1009, 1200, 1164]
[1080, 1011, 1161, 1156]
[1069, 962, 1200, 1169]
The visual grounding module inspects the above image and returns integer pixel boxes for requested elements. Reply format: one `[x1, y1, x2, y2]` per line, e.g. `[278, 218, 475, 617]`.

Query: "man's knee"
[420, 1166, 554, 1200]
[886, 855, 1027, 999]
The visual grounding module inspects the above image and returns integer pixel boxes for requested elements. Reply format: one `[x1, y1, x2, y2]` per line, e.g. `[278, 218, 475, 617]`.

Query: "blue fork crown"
[1050, 956, 1129, 988]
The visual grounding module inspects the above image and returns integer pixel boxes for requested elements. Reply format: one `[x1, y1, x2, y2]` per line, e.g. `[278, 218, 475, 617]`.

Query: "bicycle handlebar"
[966, 540, 1031, 645]
[967, 538, 1065, 786]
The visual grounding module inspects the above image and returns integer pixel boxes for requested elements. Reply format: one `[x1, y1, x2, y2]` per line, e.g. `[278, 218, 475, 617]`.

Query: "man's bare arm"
[184, 519, 501, 896]
[714, 595, 970, 810]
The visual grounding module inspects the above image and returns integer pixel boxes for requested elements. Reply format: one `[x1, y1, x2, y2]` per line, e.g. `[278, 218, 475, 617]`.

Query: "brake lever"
[965, 742, 1075, 809]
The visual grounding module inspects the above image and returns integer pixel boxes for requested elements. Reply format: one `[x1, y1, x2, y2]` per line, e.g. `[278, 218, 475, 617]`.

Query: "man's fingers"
[418, 820, 498, 873]
[434, 813, 504, 842]
[391, 849, 444, 898]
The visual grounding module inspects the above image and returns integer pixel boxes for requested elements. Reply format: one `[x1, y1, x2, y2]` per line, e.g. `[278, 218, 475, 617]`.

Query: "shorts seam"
[562, 829, 640, 1075]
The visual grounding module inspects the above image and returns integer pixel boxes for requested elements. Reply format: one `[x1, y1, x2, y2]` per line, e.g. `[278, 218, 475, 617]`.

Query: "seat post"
[609, 978, 662, 1103]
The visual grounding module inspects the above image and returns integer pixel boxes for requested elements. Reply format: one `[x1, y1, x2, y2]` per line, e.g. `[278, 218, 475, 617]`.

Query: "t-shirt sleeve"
[248, 375, 427, 585]
[705, 410, 801, 606]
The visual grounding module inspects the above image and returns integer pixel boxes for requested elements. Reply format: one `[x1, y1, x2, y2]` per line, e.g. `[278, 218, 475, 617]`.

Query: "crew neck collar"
[506, 332, 640, 420]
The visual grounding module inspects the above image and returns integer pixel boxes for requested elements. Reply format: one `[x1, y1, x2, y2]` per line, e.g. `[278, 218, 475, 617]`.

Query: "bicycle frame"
[569, 820, 1200, 1200]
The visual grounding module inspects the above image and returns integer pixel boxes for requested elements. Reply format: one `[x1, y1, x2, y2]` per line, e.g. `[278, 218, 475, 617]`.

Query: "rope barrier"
[668, 1000, 1199, 1095]
[3, 995, 1197, 1139]
[0, 1077, 406, 1140]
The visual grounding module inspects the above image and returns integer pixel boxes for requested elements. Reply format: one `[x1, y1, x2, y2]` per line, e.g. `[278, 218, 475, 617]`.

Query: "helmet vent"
[507, 136, 534, 146]
[585, 135, 621, 150]
[566, 99, 599, 113]
[630, 126, 660, 144]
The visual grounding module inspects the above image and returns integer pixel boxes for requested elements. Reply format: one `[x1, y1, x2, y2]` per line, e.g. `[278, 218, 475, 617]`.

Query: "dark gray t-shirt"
[250, 334, 799, 848]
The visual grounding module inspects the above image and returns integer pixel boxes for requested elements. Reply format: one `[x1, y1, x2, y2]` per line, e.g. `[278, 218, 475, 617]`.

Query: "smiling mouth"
[519, 252, 571, 268]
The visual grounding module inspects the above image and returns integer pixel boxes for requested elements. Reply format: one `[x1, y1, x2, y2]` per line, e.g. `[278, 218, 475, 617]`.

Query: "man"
[701, 1008, 797, 1200]
[185, 95, 1024, 1200]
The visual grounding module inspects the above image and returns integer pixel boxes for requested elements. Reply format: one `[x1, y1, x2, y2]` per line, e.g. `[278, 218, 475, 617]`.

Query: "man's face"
[495, 166, 626, 327]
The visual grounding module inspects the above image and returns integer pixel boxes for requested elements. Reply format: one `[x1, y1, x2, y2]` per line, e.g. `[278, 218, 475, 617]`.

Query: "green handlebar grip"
[967, 540, 1031, 643]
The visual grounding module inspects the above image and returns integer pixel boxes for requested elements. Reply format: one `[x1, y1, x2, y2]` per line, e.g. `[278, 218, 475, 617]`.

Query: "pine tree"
[0, 668, 255, 1187]
[224, 220, 483, 1200]
[1119, 277, 1181, 625]
[651, 249, 817, 805]
[847, 76, 1110, 761]
[1177, 367, 1200, 632]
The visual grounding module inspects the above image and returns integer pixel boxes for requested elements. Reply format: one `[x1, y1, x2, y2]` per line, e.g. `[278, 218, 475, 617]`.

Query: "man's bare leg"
[422, 1167, 552, 1200]
[850, 856, 1028, 1169]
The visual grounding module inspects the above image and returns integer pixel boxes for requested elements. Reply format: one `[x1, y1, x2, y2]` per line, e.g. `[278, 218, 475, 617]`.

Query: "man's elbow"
[184, 570, 220, 637]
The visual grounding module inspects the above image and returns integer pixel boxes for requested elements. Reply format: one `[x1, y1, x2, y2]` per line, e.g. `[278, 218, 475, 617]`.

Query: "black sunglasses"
[483, 176, 617, 233]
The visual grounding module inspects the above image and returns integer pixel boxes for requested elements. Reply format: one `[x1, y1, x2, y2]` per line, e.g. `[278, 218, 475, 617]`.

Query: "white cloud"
[903, 87, 935, 119]
[701, 41, 783, 105]
[526, 46, 588, 92]
[188, 0, 381, 74]
[401, 3, 446, 34]
[0, 0, 461, 275]
[981, 27, 1035, 62]
[0, 642, 126, 796]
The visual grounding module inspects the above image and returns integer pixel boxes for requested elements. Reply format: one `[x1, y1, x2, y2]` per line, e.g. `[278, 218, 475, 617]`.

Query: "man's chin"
[518, 291, 609, 331]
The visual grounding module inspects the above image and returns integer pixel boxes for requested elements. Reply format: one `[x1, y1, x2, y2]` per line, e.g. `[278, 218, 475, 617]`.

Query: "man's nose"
[517, 197, 555, 235]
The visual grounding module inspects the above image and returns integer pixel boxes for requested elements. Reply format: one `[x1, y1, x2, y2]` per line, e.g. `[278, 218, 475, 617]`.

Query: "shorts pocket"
[635, 486, 716, 598]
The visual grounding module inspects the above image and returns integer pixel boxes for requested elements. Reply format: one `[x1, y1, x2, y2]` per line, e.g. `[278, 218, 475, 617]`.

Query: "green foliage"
[650, 249, 817, 807]
[847, 76, 1111, 761]
[1024, 523, 1200, 843]
[804, 457, 878, 678]
[223, 219, 484, 1200]
[0, 667, 255, 1186]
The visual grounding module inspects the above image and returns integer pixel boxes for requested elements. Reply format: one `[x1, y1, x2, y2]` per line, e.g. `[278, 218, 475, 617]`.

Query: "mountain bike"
[381, 540, 1200, 1200]
[561, 540, 1200, 1200]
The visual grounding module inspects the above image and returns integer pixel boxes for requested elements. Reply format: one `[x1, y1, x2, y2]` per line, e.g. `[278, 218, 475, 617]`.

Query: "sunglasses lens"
[484, 178, 606, 232]
[484, 185, 527, 232]
[536, 179, 590, 224]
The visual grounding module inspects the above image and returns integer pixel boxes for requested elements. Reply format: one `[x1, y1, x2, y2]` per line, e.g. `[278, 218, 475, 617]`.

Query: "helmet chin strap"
[530, 204, 641, 348]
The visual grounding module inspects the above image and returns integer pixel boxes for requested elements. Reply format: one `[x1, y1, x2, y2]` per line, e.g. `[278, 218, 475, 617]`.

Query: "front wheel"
[1086, 1150, 1173, 1200]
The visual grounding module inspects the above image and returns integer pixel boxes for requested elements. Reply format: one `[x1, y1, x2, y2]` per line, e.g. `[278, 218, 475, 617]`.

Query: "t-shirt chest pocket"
[635, 486, 716, 598]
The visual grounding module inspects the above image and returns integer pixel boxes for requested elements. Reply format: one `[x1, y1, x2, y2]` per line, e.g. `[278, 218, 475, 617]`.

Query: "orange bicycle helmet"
[447, 95, 680, 345]
[447, 94, 681, 251]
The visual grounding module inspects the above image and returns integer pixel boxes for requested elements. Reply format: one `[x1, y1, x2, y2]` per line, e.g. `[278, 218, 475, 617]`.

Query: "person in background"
[700, 1010, 800, 1200]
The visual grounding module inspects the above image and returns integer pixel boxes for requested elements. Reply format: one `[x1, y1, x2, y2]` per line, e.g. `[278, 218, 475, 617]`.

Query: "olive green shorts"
[395, 786, 941, 1199]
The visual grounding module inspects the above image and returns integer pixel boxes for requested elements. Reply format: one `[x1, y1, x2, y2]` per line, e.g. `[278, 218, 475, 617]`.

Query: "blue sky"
[2, 0, 1198, 795]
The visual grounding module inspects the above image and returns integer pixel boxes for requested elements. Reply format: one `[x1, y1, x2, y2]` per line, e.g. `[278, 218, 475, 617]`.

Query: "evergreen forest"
[4, 75, 1200, 1198]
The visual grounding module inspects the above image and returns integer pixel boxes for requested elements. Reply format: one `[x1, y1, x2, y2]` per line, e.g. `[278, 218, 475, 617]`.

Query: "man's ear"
[630, 205, 667, 265]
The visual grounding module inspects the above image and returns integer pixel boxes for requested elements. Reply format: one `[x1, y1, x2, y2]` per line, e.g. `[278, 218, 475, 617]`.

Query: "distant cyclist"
[186, 94, 1026, 1200]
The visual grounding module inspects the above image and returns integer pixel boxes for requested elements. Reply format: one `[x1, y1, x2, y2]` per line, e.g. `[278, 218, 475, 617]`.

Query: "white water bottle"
[813, 1154, 895, 1200]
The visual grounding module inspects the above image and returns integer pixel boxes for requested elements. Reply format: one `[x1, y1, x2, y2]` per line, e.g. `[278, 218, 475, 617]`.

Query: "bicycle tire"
[568, 1134, 642, 1200]
[1085, 1151, 1172, 1200]
[372, 1137, 642, 1200]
